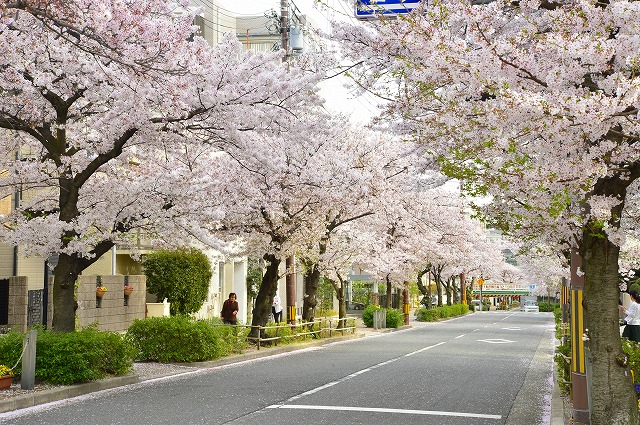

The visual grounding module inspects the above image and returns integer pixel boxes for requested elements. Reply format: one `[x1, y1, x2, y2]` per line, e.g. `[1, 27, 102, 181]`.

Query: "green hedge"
[126, 316, 248, 362]
[539, 302, 560, 312]
[362, 305, 404, 328]
[415, 304, 469, 322]
[0, 331, 27, 376]
[385, 308, 404, 328]
[362, 304, 377, 327]
[0, 328, 136, 385]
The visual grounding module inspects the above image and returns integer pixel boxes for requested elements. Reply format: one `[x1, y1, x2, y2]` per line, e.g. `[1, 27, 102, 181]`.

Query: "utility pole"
[281, 0, 296, 325]
[280, 0, 289, 63]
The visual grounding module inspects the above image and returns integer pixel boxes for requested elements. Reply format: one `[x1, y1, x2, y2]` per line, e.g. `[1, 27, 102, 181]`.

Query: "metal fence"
[213, 317, 357, 350]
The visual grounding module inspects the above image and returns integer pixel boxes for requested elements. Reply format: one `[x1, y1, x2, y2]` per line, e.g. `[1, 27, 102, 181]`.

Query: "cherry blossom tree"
[0, 0, 322, 331]
[333, 0, 640, 421]
[192, 114, 417, 335]
[296, 128, 419, 322]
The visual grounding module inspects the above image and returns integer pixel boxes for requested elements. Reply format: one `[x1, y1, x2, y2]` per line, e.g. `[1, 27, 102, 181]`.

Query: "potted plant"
[0, 364, 13, 390]
[123, 285, 134, 296]
[96, 286, 107, 297]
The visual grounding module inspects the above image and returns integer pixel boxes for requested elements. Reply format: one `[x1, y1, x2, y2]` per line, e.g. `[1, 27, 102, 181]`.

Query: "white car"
[521, 300, 539, 313]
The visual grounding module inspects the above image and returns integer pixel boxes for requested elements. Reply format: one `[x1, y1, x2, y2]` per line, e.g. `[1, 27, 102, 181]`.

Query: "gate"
[28, 289, 43, 328]
[0, 278, 8, 325]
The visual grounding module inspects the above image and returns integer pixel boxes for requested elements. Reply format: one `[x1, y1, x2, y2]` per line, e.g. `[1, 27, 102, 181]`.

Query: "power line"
[191, 0, 276, 17]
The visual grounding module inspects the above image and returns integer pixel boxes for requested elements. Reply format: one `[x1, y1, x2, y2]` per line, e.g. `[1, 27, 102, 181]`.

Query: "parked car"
[349, 302, 365, 310]
[521, 300, 539, 313]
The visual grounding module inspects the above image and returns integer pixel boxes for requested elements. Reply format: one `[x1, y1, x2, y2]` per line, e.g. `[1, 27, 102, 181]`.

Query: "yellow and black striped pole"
[286, 256, 296, 325]
[570, 249, 590, 425]
[403, 286, 410, 325]
[571, 289, 586, 375]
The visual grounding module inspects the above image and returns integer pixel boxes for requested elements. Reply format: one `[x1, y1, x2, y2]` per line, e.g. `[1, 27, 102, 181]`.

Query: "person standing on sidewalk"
[620, 290, 640, 342]
[272, 294, 283, 323]
[221, 293, 239, 325]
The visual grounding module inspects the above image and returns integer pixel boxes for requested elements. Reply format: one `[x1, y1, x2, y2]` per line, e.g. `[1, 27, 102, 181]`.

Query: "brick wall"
[76, 275, 146, 332]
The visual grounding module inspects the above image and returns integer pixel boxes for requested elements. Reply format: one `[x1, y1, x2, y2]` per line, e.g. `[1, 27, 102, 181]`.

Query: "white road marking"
[284, 342, 446, 403]
[403, 341, 446, 357]
[267, 404, 502, 420]
[477, 338, 515, 344]
[454, 334, 466, 339]
[502, 327, 522, 331]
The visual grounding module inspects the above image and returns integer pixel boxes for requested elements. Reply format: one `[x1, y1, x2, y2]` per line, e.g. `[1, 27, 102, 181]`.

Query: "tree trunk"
[452, 277, 459, 304]
[385, 275, 392, 309]
[416, 269, 428, 306]
[51, 254, 82, 332]
[51, 247, 112, 332]
[302, 263, 320, 323]
[330, 278, 346, 329]
[249, 254, 280, 339]
[583, 231, 639, 425]
[434, 270, 443, 307]
[426, 270, 432, 309]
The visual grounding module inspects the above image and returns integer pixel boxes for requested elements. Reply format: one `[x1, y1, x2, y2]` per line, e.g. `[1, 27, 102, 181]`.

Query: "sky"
[216, 0, 381, 121]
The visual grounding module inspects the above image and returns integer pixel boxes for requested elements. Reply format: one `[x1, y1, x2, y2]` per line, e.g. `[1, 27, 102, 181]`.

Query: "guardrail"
[211, 317, 357, 350]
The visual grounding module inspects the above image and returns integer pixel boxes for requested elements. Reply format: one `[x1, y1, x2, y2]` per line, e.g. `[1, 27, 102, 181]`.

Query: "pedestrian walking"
[221, 292, 239, 325]
[620, 290, 640, 342]
[272, 294, 283, 323]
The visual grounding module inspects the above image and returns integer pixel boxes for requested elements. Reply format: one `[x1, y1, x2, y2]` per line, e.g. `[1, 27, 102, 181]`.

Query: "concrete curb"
[551, 355, 566, 425]
[0, 375, 140, 414]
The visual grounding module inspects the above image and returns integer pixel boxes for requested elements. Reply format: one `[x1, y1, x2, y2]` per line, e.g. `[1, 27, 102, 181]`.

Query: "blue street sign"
[529, 284, 536, 290]
[355, 0, 424, 18]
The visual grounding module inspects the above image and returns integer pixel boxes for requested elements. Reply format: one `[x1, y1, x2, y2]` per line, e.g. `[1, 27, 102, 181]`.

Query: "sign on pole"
[355, 0, 425, 18]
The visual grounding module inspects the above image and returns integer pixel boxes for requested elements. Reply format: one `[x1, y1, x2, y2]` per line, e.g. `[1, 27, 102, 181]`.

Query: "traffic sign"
[355, 0, 424, 18]
[529, 284, 536, 290]
[477, 277, 484, 287]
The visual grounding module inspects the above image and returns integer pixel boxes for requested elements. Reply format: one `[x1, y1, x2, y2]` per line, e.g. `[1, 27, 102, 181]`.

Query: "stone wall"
[6, 276, 27, 332]
[76, 275, 146, 332]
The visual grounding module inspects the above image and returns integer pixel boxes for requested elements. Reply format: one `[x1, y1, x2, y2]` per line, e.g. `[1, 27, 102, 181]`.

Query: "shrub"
[0, 332, 24, 375]
[539, 302, 559, 312]
[385, 308, 404, 328]
[415, 308, 440, 322]
[127, 316, 247, 362]
[415, 304, 469, 322]
[623, 339, 640, 384]
[142, 248, 213, 316]
[362, 304, 380, 327]
[362, 305, 404, 328]
[36, 327, 136, 385]
[0, 328, 135, 384]
[555, 342, 572, 396]
[263, 322, 296, 345]
[316, 308, 338, 317]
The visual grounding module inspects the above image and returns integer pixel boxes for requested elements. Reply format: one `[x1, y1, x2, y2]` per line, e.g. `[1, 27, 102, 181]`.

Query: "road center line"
[454, 334, 466, 339]
[403, 341, 446, 357]
[282, 342, 446, 403]
[267, 404, 502, 420]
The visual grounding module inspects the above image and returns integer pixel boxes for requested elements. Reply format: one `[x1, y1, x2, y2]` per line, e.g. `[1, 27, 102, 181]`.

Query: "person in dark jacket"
[221, 292, 239, 325]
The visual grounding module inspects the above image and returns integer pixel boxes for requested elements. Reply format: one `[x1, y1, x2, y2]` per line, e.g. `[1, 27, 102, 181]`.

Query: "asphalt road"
[0, 311, 555, 425]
